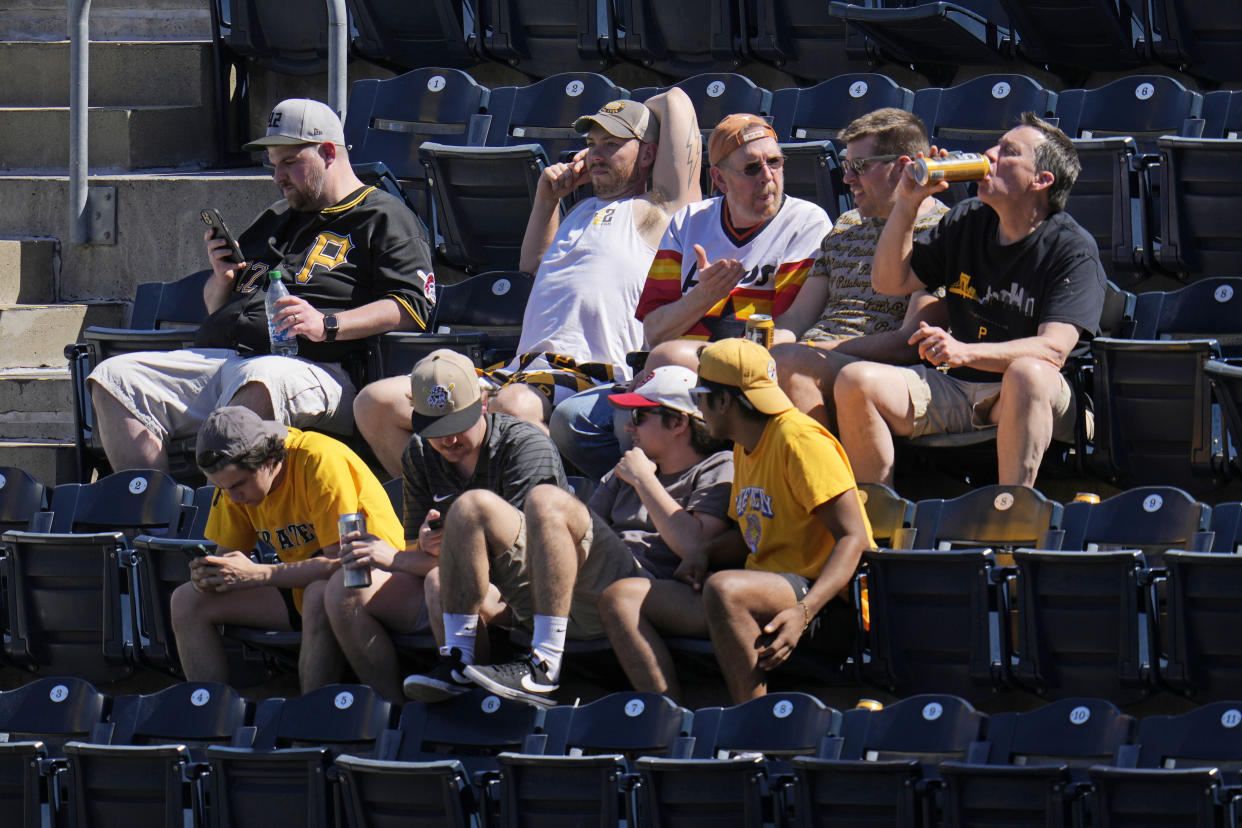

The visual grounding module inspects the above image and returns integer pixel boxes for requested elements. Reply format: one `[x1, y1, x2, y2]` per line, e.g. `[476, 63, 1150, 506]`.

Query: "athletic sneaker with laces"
[464, 654, 559, 707]
[403, 648, 474, 702]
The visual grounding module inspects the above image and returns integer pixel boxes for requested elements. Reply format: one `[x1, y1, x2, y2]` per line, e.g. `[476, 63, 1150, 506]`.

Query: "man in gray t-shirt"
[404, 365, 733, 706]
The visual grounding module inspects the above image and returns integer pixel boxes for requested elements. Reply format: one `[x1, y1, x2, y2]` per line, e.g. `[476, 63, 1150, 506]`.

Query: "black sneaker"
[464, 655, 559, 707]
[403, 648, 473, 702]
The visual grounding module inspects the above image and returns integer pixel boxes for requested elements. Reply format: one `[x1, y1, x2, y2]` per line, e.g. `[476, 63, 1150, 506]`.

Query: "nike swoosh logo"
[432, 494, 452, 502]
[520, 673, 552, 693]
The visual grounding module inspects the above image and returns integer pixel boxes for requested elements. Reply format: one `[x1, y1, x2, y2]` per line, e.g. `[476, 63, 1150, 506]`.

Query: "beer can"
[745, 314, 774, 350]
[339, 512, 371, 589]
[1072, 492, 1101, 504]
[855, 698, 884, 712]
[910, 152, 991, 186]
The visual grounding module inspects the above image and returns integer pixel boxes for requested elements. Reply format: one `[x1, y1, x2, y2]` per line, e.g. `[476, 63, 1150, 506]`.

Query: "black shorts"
[776, 572, 858, 659]
[279, 588, 303, 632]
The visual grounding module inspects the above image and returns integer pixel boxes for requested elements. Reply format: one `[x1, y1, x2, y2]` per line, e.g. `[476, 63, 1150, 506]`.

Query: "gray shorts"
[899, 364, 1077, 443]
[776, 573, 858, 659]
[490, 511, 643, 640]
[88, 348, 355, 443]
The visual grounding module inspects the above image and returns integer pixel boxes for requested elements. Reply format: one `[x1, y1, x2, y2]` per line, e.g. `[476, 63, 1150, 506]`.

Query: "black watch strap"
[323, 314, 339, 342]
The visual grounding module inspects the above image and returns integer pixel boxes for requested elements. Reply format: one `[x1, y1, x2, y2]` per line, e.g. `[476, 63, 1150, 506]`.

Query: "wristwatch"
[323, 314, 340, 342]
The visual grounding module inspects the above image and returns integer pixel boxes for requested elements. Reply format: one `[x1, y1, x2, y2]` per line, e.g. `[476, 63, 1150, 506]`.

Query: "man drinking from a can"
[171, 405, 405, 693]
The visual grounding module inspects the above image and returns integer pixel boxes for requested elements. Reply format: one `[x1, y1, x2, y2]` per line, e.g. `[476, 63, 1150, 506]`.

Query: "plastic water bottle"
[265, 270, 298, 357]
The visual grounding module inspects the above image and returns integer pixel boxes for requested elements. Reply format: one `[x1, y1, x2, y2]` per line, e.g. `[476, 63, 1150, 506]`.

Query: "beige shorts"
[490, 511, 643, 640]
[899, 364, 1077, 442]
[88, 348, 354, 443]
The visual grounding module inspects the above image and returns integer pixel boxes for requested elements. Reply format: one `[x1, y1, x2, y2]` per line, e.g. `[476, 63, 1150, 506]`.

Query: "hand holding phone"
[427, 516, 445, 530]
[201, 208, 245, 263]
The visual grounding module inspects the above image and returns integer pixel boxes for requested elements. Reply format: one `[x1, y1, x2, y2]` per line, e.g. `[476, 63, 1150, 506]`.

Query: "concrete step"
[0, 40, 213, 108]
[0, 170, 272, 301]
[4, 0, 212, 42]
[0, 105, 216, 171]
[0, 439, 76, 487]
[0, 237, 57, 304]
[0, 302, 125, 369]
[0, 368, 73, 442]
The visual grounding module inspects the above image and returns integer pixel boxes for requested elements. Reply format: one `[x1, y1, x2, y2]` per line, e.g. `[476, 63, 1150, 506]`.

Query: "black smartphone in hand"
[183, 543, 213, 560]
[427, 516, 445, 530]
[200, 208, 245, 263]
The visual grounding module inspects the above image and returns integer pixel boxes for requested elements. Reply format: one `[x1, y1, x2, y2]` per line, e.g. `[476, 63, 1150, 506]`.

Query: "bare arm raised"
[637, 86, 702, 243]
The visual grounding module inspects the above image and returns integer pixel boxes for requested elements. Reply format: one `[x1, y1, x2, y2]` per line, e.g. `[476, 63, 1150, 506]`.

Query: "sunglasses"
[629, 408, 656, 426]
[730, 156, 786, 177]
[842, 154, 899, 175]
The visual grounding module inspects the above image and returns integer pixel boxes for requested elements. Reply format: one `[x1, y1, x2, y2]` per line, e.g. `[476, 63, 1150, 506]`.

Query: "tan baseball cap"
[408, 349, 484, 438]
[573, 99, 658, 142]
[242, 98, 346, 151]
[707, 113, 779, 167]
[696, 338, 793, 415]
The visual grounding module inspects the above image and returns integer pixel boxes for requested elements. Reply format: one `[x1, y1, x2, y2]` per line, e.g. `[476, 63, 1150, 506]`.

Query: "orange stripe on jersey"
[635, 249, 686, 320]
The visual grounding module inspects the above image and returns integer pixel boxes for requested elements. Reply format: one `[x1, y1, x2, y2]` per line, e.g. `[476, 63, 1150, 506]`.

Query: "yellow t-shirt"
[205, 428, 405, 612]
[732, 408, 874, 580]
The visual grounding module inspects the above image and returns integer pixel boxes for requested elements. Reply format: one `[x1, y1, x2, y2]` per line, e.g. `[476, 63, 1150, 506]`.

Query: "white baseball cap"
[608, 365, 703, 420]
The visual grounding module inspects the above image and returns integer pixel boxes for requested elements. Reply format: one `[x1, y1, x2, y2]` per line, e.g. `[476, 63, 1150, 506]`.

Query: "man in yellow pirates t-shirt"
[170, 405, 405, 692]
[601, 338, 873, 704]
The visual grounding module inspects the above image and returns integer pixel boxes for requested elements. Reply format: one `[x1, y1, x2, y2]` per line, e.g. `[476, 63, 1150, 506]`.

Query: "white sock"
[531, 614, 568, 682]
[442, 613, 478, 665]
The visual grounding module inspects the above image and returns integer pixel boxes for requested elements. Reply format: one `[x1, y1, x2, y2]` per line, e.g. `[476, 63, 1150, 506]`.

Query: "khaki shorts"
[88, 348, 354, 442]
[490, 511, 643, 640]
[899, 364, 1078, 443]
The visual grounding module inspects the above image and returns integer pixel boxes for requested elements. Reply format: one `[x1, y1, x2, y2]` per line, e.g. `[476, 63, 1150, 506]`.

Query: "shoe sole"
[463, 664, 558, 708]
[402, 675, 471, 703]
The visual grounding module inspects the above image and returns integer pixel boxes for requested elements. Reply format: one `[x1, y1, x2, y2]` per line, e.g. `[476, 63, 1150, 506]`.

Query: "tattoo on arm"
[685, 127, 699, 189]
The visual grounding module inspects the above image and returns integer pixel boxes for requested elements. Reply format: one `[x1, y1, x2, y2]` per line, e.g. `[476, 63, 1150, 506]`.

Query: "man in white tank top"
[352, 90, 703, 479]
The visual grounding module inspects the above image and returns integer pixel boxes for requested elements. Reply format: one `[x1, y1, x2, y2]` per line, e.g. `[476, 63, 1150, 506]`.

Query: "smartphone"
[200, 208, 245, 263]
[427, 516, 445, 531]
[183, 543, 213, 560]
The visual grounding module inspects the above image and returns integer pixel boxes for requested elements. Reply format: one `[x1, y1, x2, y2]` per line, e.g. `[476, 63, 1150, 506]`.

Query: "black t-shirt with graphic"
[195, 185, 434, 364]
[910, 198, 1106, 382]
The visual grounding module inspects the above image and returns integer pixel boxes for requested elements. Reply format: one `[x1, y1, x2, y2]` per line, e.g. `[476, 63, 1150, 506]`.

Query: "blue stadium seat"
[940, 697, 1138, 827]
[1008, 549, 1153, 703]
[1056, 75, 1204, 153]
[212, 0, 330, 76]
[828, 0, 1014, 85]
[912, 73, 1058, 155]
[1158, 551, 1242, 701]
[1064, 136, 1142, 285]
[1060, 486, 1213, 558]
[612, 0, 743, 80]
[1206, 359, 1242, 480]
[789, 693, 989, 827]
[346, 0, 481, 71]
[1129, 277, 1242, 356]
[633, 72, 773, 135]
[771, 73, 916, 146]
[907, 484, 1066, 552]
[778, 140, 851, 222]
[476, 0, 613, 79]
[997, 0, 1148, 78]
[744, 0, 875, 82]
[1155, 137, 1242, 280]
[485, 72, 629, 161]
[1150, 0, 1242, 84]
[0, 467, 49, 534]
[1089, 338, 1226, 494]
[334, 755, 478, 828]
[1203, 90, 1242, 139]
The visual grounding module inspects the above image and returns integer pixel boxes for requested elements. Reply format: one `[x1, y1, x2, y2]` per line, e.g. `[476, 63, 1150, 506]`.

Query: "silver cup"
[339, 512, 371, 589]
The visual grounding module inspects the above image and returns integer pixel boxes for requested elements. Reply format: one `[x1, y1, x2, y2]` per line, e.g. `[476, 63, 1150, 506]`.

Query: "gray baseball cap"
[242, 98, 346, 151]
[197, 406, 287, 473]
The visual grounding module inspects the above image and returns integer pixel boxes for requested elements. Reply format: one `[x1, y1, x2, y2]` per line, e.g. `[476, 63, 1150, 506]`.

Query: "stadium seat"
[1155, 137, 1242, 280]
[345, 68, 491, 225]
[1088, 702, 1242, 826]
[476, 0, 614, 79]
[211, 0, 330, 76]
[912, 73, 1058, 155]
[1158, 551, 1242, 701]
[788, 693, 989, 827]
[108, 681, 250, 755]
[1063, 136, 1142, 285]
[492, 692, 693, 826]
[0, 467, 49, 533]
[128, 536, 215, 675]
[1008, 549, 1153, 703]
[47, 468, 195, 536]
[633, 73, 773, 133]
[744, 0, 874, 82]
[1206, 359, 1242, 480]
[997, 0, 1148, 78]
[771, 73, 916, 146]
[485, 72, 629, 162]
[862, 548, 1005, 702]
[420, 142, 550, 273]
[689, 692, 842, 761]
[1059, 485, 1214, 558]
[0, 741, 45, 828]
[1202, 89, 1242, 139]
[1149, 0, 1242, 84]
[779, 141, 851, 222]
[1088, 337, 1227, 493]
[205, 684, 393, 828]
[367, 269, 533, 378]
[939, 697, 1138, 827]
[828, 1, 1014, 85]
[1056, 75, 1205, 151]
[65, 269, 210, 483]
[334, 755, 477, 828]
[907, 484, 1066, 552]
[1129, 277, 1242, 356]
[856, 482, 915, 549]
[346, 0, 481, 72]
[612, 0, 743, 80]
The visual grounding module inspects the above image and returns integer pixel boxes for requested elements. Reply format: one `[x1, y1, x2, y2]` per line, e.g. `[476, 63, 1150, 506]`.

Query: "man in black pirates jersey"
[88, 98, 434, 472]
[834, 113, 1106, 487]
